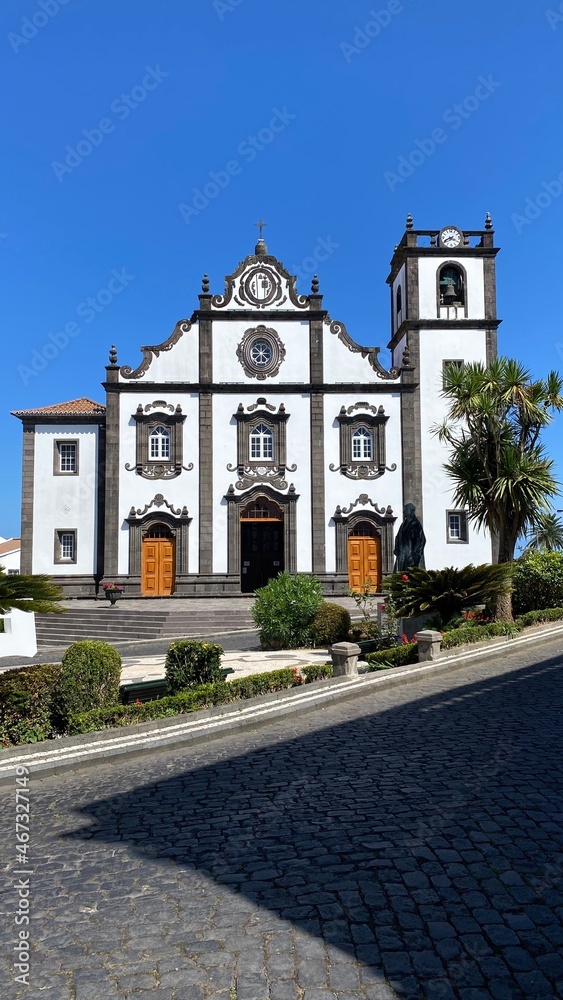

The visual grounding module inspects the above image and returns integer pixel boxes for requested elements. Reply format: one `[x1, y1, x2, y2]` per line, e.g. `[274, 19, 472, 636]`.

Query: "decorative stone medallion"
[240, 266, 282, 307]
[236, 325, 286, 380]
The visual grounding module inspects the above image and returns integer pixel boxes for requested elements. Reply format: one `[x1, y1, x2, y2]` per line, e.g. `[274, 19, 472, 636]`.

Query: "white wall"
[213, 319, 310, 384]
[0, 610, 37, 658]
[119, 321, 199, 384]
[32, 425, 99, 575]
[323, 319, 401, 384]
[0, 542, 20, 573]
[418, 328, 492, 568]
[117, 393, 200, 574]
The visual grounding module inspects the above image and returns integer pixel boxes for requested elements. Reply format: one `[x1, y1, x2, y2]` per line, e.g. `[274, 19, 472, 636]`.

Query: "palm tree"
[436, 358, 563, 620]
[0, 568, 65, 616]
[521, 512, 563, 554]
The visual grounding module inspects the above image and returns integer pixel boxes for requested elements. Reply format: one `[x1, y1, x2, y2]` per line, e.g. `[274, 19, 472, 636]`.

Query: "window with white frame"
[55, 529, 77, 563]
[447, 510, 468, 543]
[54, 440, 78, 475]
[250, 423, 274, 460]
[352, 427, 373, 461]
[149, 425, 171, 461]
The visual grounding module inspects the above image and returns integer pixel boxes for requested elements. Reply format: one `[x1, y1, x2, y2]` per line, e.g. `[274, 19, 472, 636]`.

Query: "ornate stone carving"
[142, 400, 177, 413]
[336, 496, 394, 517]
[343, 402, 387, 416]
[330, 462, 397, 481]
[129, 494, 190, 518]
[236, 326, 286, 380]
[125, 461, 193, 480]
[226, 463, 297, 491]
[120, 321, 192, 380]
[211, 253, 309, 310]
[325, 317, 400, 380]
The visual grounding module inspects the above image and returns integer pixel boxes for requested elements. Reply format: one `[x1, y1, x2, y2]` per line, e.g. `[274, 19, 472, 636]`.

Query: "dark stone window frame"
[436, 261, 468, 317]
[330, 405, 391, 481]
[332, 508, 396, 578]
[53, 439, 79, 476]
[226, 401, 297, 491]
[126, 404, 188, 480]
[54, 528, 77, 564]
[446, 509, 469, 544]
[442, 359, 464, 387]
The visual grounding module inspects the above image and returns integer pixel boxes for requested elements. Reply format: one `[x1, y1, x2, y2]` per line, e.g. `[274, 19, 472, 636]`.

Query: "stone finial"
[109, 344, 118, 366]
[430, 233, 437, 247]
[485, 212, 493, 230]
[311, 274, 319, 294]
[401, 344, 412, 368]
[331, 641, 361, 677]
[406, 213, 414, 230]
[181, 506, 189, 517]
[202, 274, 210, 293]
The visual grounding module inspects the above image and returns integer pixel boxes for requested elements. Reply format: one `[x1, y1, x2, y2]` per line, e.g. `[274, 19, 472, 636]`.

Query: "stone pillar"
[331, 641, 361, 676]
[415, 630, 442, 662]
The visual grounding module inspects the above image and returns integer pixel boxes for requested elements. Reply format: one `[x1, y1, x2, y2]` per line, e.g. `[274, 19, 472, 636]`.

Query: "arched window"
[250, 423, 274, 460]
[149, 425, 171, 460]
[439, 265, 465, 307]
[352, 427, 373, 461]
[396, 285, 402, 315]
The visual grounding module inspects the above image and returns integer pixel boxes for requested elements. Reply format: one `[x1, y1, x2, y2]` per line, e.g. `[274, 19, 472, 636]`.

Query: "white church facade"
[12, 217, 499, 598]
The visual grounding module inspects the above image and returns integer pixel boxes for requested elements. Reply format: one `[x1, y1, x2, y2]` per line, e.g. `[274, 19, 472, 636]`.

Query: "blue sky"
[2, 0, 563, 538]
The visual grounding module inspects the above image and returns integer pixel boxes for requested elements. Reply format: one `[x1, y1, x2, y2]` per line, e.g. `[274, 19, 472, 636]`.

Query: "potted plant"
[101, 582, 125, 606]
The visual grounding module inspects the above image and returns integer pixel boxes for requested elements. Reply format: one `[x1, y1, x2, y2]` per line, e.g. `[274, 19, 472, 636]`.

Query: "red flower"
[401, 633, 409, 645]
[380, 604, 386, 611]
[401, 574, 409, 582]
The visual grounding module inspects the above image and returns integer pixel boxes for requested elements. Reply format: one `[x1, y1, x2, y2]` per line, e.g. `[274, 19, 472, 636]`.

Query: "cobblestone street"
[2, 638, 563, 1000]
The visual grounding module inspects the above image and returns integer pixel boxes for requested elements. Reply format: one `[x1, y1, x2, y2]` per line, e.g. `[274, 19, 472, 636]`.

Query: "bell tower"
[386, 214, 501, 568]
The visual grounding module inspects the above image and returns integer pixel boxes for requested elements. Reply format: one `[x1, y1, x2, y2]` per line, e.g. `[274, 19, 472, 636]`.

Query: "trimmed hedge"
[309, 603, 351, 646]
[512, 552, 563, 615]
[0, 662, 62, 746]
[51, 640, 122, 730]
[365, 643, 418, 669]
[165, 640, 224, 693]
[302, 663, 334, 683]
[515, 607, 563, 628]
[67, 668, 299, 734]
[441, 621, 520, 649]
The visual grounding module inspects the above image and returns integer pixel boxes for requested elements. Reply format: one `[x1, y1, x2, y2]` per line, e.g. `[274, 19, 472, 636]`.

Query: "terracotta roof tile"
[11, 397, 105, 417]
[0, 538, 20, 556]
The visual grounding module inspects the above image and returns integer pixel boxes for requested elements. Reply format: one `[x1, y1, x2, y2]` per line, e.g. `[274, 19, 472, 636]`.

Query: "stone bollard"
[415, 630, 443, 662]
[331, 641, 361, 677]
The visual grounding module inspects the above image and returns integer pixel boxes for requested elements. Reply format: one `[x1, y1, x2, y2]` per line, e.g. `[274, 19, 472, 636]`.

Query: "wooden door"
[347, 533, 381, 591]
[142, 538, 175, 596]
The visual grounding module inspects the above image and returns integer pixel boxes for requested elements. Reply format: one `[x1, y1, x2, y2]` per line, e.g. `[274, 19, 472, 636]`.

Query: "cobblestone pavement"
[2, 639, 563, 1000]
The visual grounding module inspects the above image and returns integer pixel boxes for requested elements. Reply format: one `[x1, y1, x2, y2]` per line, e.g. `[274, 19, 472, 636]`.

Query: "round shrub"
[252, 572, 323, 649]
[0, 662, 62, 746]
[51, 640, 121, 731]
[512, 552, 563, 615]
[309, 602, 351, 646]
[165, 640, 224, 693]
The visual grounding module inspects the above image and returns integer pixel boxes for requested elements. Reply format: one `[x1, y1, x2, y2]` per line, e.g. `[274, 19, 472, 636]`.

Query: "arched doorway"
[142, 523, 176, 596]
[240, 498, 284, 593]
[347, 521, 382, 592]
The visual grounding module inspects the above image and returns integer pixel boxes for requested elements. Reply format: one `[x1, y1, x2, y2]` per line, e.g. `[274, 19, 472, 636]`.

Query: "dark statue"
[394, 503, 426, 571]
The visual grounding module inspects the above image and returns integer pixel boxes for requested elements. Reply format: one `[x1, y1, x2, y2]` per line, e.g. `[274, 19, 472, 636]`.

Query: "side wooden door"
[347, 533, 381, 591]
[142, 538, 175, 596]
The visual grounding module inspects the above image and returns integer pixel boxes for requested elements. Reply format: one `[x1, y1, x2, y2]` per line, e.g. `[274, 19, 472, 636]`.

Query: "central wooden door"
[142, 525, 175, 596]
[348, 522, 381, 591]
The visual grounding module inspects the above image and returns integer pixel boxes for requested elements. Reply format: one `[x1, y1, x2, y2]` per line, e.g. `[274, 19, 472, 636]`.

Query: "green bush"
[365, 643, 418, 669]
[302, 663, 334, 683]
[512, 552, 563, 615]
[386, 564, 513, 625]
[51, 640, 122, 731]
[441, 621, 520, 649]
[68, 668, 299, 734]
[252, 572, 323, 649]
[0, 662, 62, 746]
[515, 607, 563, 628]
[309, 602, 351, 646]
[165, 640, 224, 693]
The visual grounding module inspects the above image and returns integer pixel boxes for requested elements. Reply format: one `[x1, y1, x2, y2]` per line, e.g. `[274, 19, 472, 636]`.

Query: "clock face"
[440, 227, 463, 249]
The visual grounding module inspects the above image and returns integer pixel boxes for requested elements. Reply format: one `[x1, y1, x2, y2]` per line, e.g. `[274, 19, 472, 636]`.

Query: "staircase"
[35, 598, 258, 649]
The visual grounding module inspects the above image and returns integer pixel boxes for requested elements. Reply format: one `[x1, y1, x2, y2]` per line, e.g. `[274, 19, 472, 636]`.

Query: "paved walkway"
[2, 633, 563, 999]
[120, 648, 332, 685]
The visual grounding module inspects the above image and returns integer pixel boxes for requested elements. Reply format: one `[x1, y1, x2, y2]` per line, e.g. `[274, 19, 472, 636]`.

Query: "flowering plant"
[102, 582, 124, 592]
